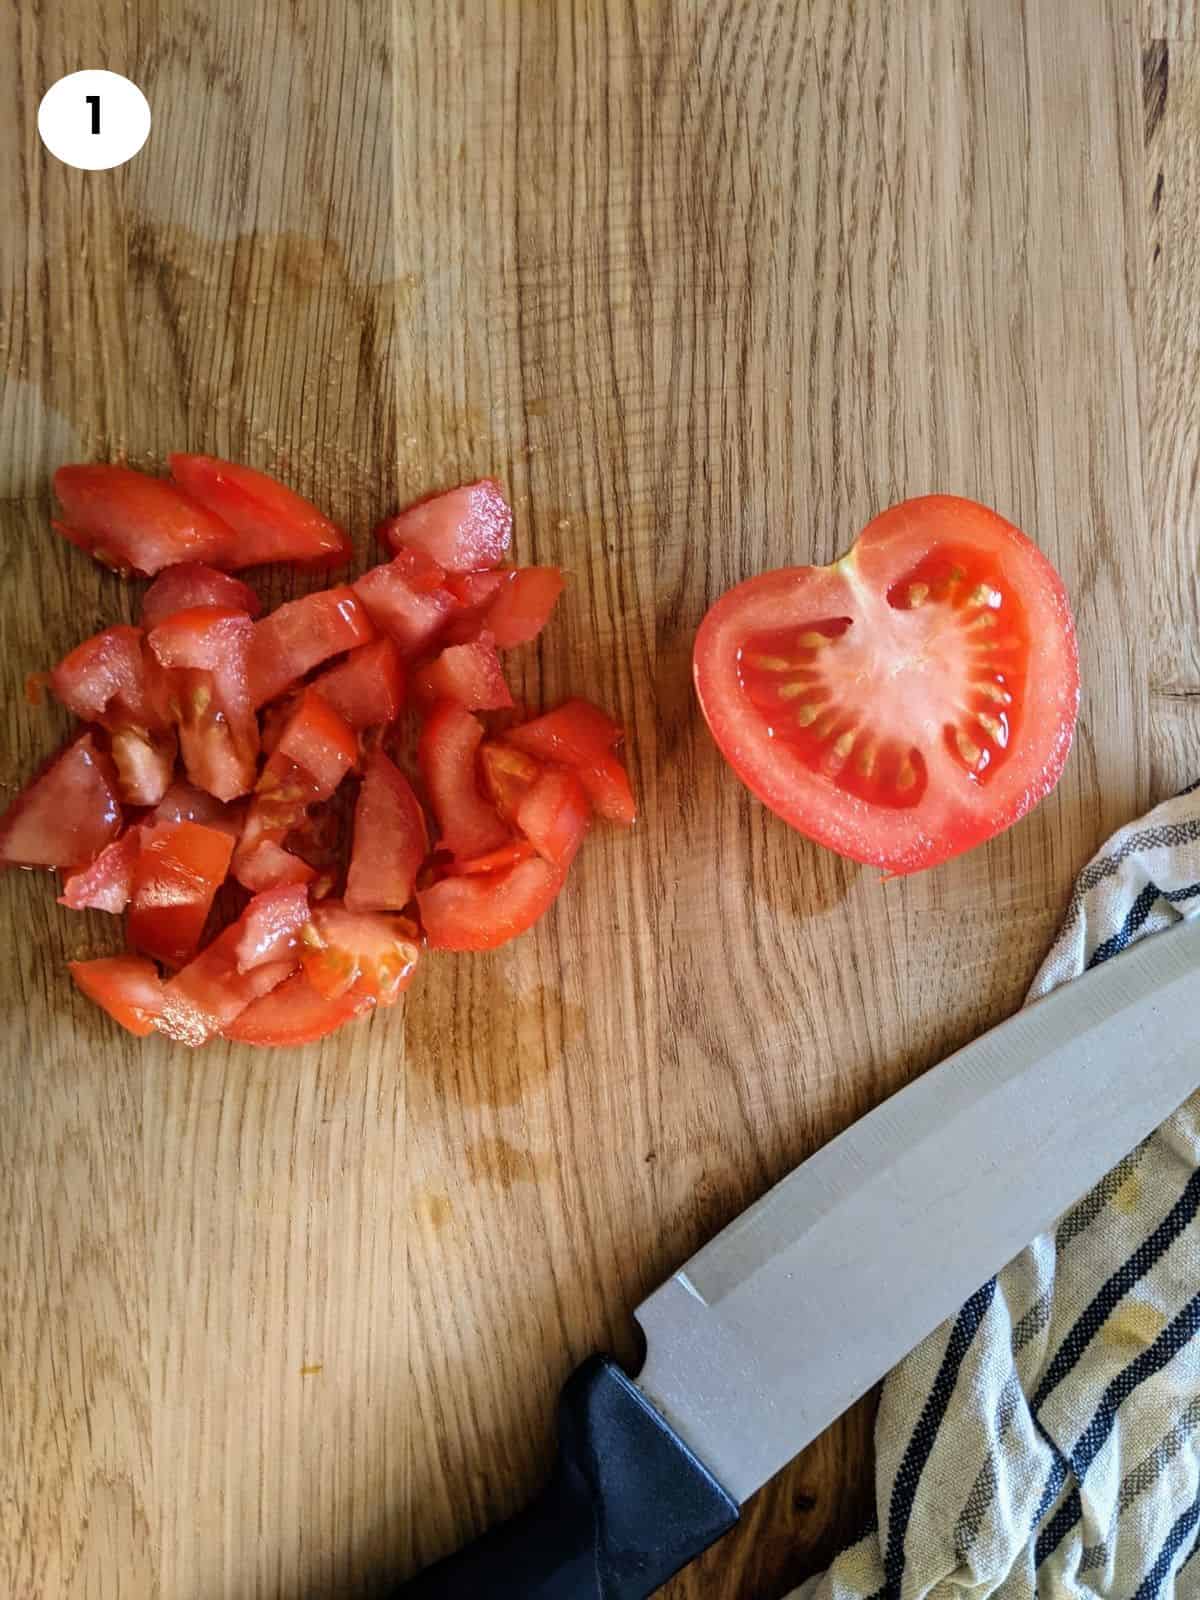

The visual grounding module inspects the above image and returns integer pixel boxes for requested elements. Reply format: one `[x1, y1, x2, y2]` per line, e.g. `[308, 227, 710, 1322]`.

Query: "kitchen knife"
[401, 914, 1200, 1599]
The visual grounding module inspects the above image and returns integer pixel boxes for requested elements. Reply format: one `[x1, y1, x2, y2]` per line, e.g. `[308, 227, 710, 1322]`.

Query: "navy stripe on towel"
[1134, 1480, 1200, 1600]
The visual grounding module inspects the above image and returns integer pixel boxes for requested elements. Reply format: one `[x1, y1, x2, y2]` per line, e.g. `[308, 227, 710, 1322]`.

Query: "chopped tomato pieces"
[418, 701, 510, 860]
[157, 916, 297, 1046]
[302, 901, 421, 1006]
[223, 971, 371, 1046]
[69, 955, 164, 1038]
[505, 699, 636, 825]
[376, 480, 512, 573]
[50, 626, 177, 806]
[515, 768, 591, 872]
[413, 636, 513, 711]
[142, 563, 261, 628]
[479, 742, 542, 825]
[152, 781, 245, 839]
[127, 820, 234, 968]
[344, 749, 428, 912]
[53, 464, 236, 575]
[247, 585, 375, 707]
[232, 882, 310, 971]
[448, 838, 536, 876]
[313, 637, 405, 729]
[353, 555, 457, 655]
[168, 454, 352, 569]
[148, 607, 259, 801]
[0, 734, 122, 869]
[58, 827, 142, 913]
[418, 856, 563, 951]
[485, 567, 565, 648]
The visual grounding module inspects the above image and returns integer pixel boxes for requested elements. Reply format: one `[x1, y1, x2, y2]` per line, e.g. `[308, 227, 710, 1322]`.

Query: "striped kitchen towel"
[792, 783, 1200, 1600]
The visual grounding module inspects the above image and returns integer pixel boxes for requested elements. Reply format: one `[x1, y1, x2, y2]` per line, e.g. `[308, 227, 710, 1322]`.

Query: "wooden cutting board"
[2, 2, 1196, 1596]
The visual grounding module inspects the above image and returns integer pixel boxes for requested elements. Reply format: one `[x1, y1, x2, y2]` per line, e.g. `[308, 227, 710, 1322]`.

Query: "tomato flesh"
[53, 464, 236, 575]
[302, 901, 421, 1005]
[353, 555, 457, 655]
[168, 454, 352, 569]
[223, 971, 371, 1046]
[412, 636, 513, 711]
[417, 856, 563, 951]
[505, 699, 636, 826]
[142, 563, 261, 627]
[344, 749, 428, 912]
[418, 701, 510, 860]
[313, 637, 405, 729]
[50, 625, 177, 806]
[127, 820, 235, 968]
[69, 955, 164, 1038]
[485, 567, 564, 648]
[58, 826, 142, 913]
[247, 585, 375, 707]
[479, 742, 541, 825]
[152, 781, 245, 839]
[233, 882, 311, 971]
[515, 767, 591, 872]
[377, 481, 512, 573]
[148, 607, 259, 800]
[0, 734, 122, 869]
[157, 917, 297, 1046]
[693, 495, 1080, 873]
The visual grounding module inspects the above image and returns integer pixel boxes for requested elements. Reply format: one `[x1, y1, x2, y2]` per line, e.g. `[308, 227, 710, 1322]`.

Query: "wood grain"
[0, 2, 1187, 1598]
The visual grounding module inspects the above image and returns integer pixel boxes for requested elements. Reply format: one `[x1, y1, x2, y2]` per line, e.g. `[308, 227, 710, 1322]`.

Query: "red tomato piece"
[445, 570, 506, 613]
[168, 454, 352, 569]
[233, 882, 311, 971]
[692, 495, 1081, 874]
[0, 734, 122, 869]
[302, 901, 421, 1006]
[417, 855, 563, 951]
[141, 563, 261, 628]
[127, 820, 235, 968]
[247, 585, 376, 707]
[412, 636, 513, 711]
[485, 567, 565, 648]
[417, 701, 511, 860]
[505, 699, 636, 826]
[53, 464, 236, 576]
[152, 781, 245, 839]
[376, 480, 512, 573]
[69, 955, 164, 1038]
[344, 749, 428, 912]
[313, 637, 405, 730]
[148, 607, 259, 801]
[448, 838, 537, 876]
[479, 741, 542, 825]
[58, 826, 142, 913]
[515, 767, 591, 872]
[49, 625, 177, 806]
[157, 918, 297, 1047]
[353, 555, 457, 655]
[223, 972, 371, 1047]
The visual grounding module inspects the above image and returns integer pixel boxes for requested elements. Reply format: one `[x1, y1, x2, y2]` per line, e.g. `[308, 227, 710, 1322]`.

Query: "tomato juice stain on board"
[464, 1136, 550, 1190]
[405, 982, 585, 1109]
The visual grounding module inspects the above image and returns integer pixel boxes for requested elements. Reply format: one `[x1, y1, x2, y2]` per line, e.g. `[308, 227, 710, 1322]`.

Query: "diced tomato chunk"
[53, 464, 236, 576]
[58, 826, 142, 913]
[376, 480, 512, 573]
[142, 563, 260, 627]
[417, 856, 563, 951]
[412, 636, 513, 711]
[485, 567, 564, 648]
[232, 883, 310, 971]
[152, 782, 245, 839]
[247, 586, 376, 707]
[168, 454, 352, 569]
[148, 607, 259, 801]
[50, 625, 176, 806]
[344, 749, 427, 912]
[353, 556, 457, 655]
[448, 838, 536, 876]
[479, 742, 542, 825]
[273, 688, 359, 789]
[69, 955, 164, 1038]
[515, 767, 591, 872]
[157, 917, 297, 1047]
[313, 637, 405, 730]
[0, 734, 122, 869]
[223, 972, 371, 1047]
[417, 701, 510, 860]
[446, 571, 506, 612]
[505, 699, 636, 825]
[302, 902, 421, 1006]
[127, 820, 234, 968]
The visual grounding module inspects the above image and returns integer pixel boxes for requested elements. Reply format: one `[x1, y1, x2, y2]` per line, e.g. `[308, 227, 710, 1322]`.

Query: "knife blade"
[403, 914, 1200, 1599]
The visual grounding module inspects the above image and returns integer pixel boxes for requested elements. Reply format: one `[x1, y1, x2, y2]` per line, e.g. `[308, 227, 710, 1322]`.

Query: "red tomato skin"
[692, 495, 1080, 874]
[69, 955, 164, 1038]
[344, 750, 428, 912]
[148, 607, 259, 801]
[233, 882, 311, 971]
[223, 972, 371, 1046]
[412, 636, 514, 711]
[504, 700, 636, 826]
[376, 480, 512, 573]
[313, 637, 405, 729]
[353, 557, 457, 656]
[417, 855, 563, 951]
[127, 820, 235, 969]
[141, 563, 261, 628]
[485, 567, 565, 648]
[168, 454, 352, 569]
[247, 586, 376, 708]
[58, 826, 142, 913]
[417, 700, 511, 860]
[515, 767, 591, 872]
[53, 464, 236, 575]
[0, 734, 122, 869]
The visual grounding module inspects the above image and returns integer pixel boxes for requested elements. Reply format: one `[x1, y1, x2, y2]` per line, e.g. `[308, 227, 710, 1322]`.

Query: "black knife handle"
[399, 1355, 738, 1599]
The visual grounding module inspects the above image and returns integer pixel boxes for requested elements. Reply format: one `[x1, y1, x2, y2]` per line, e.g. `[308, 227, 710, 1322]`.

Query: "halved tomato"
[505, 699, 636, 826]
[223, 971, 371, 1046]
[515, 767, 590, 872]
[417, 855, 563, 951]
[247, 585, 375, 707]
[344, 749, 428, 912]
[0, 734, 122, 869]
[50, 625, 176, 806]
[301, 901, 420, 1005]
[485, 567, 564, 648]
[69, 955, 164, 1038]
[58, 826, 142, 913]
[53, 464, 236, 575]
[168, 454, 352, 568]
[148, 607, 259, 801]
[412, 636, 513, 711]
[693, 496, 1080, 874]
[417, 701, 510, 860]
[353, 554, 457, 655]
[141, 563, 260, 627]
[376, 481, 512, 573]
[127, 820, 235, 968]
[313, 637, 405, 729]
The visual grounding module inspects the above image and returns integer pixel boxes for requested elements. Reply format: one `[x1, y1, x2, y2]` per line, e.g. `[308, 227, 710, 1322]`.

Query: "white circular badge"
[38, 71, 151, 171]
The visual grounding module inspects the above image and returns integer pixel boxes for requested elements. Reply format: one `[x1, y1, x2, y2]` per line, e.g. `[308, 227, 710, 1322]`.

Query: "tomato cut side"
[69, 955, 164, 1038]
[515, 767, 591, 872]
[412, 636, 513, 711]
[417, 701, 511, 860]
[50, 625, 177, 805]
[127, 820, 235, 968]
[247, 585, 375, 707]
[479, 742, 541, 825]
[53, 464, 236, 575]
[142, 563, 261, 627]
[58, 826, 142, 913]
[168, 454, 352, 569]
[344, 749, 428, 912]
[505, 700, 636, 825]
[313, 637, 405, 729]
[157, 917, 297, 1046]
[0, 734, 122, 869]
[485, 567, 565, 648]
[152, 782, 245, 839]
[353, 556, 457, 655]
[233, 882, 310, 971]
[377, 481, 512, 573]
[417, 855, 563, 951]
[223, 972, 371, 1046]
[449, 839, 537, 876]
[148, 607, 259, 801]
[302, 902, 421, 1006]
[693, 495, 1080, 873]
